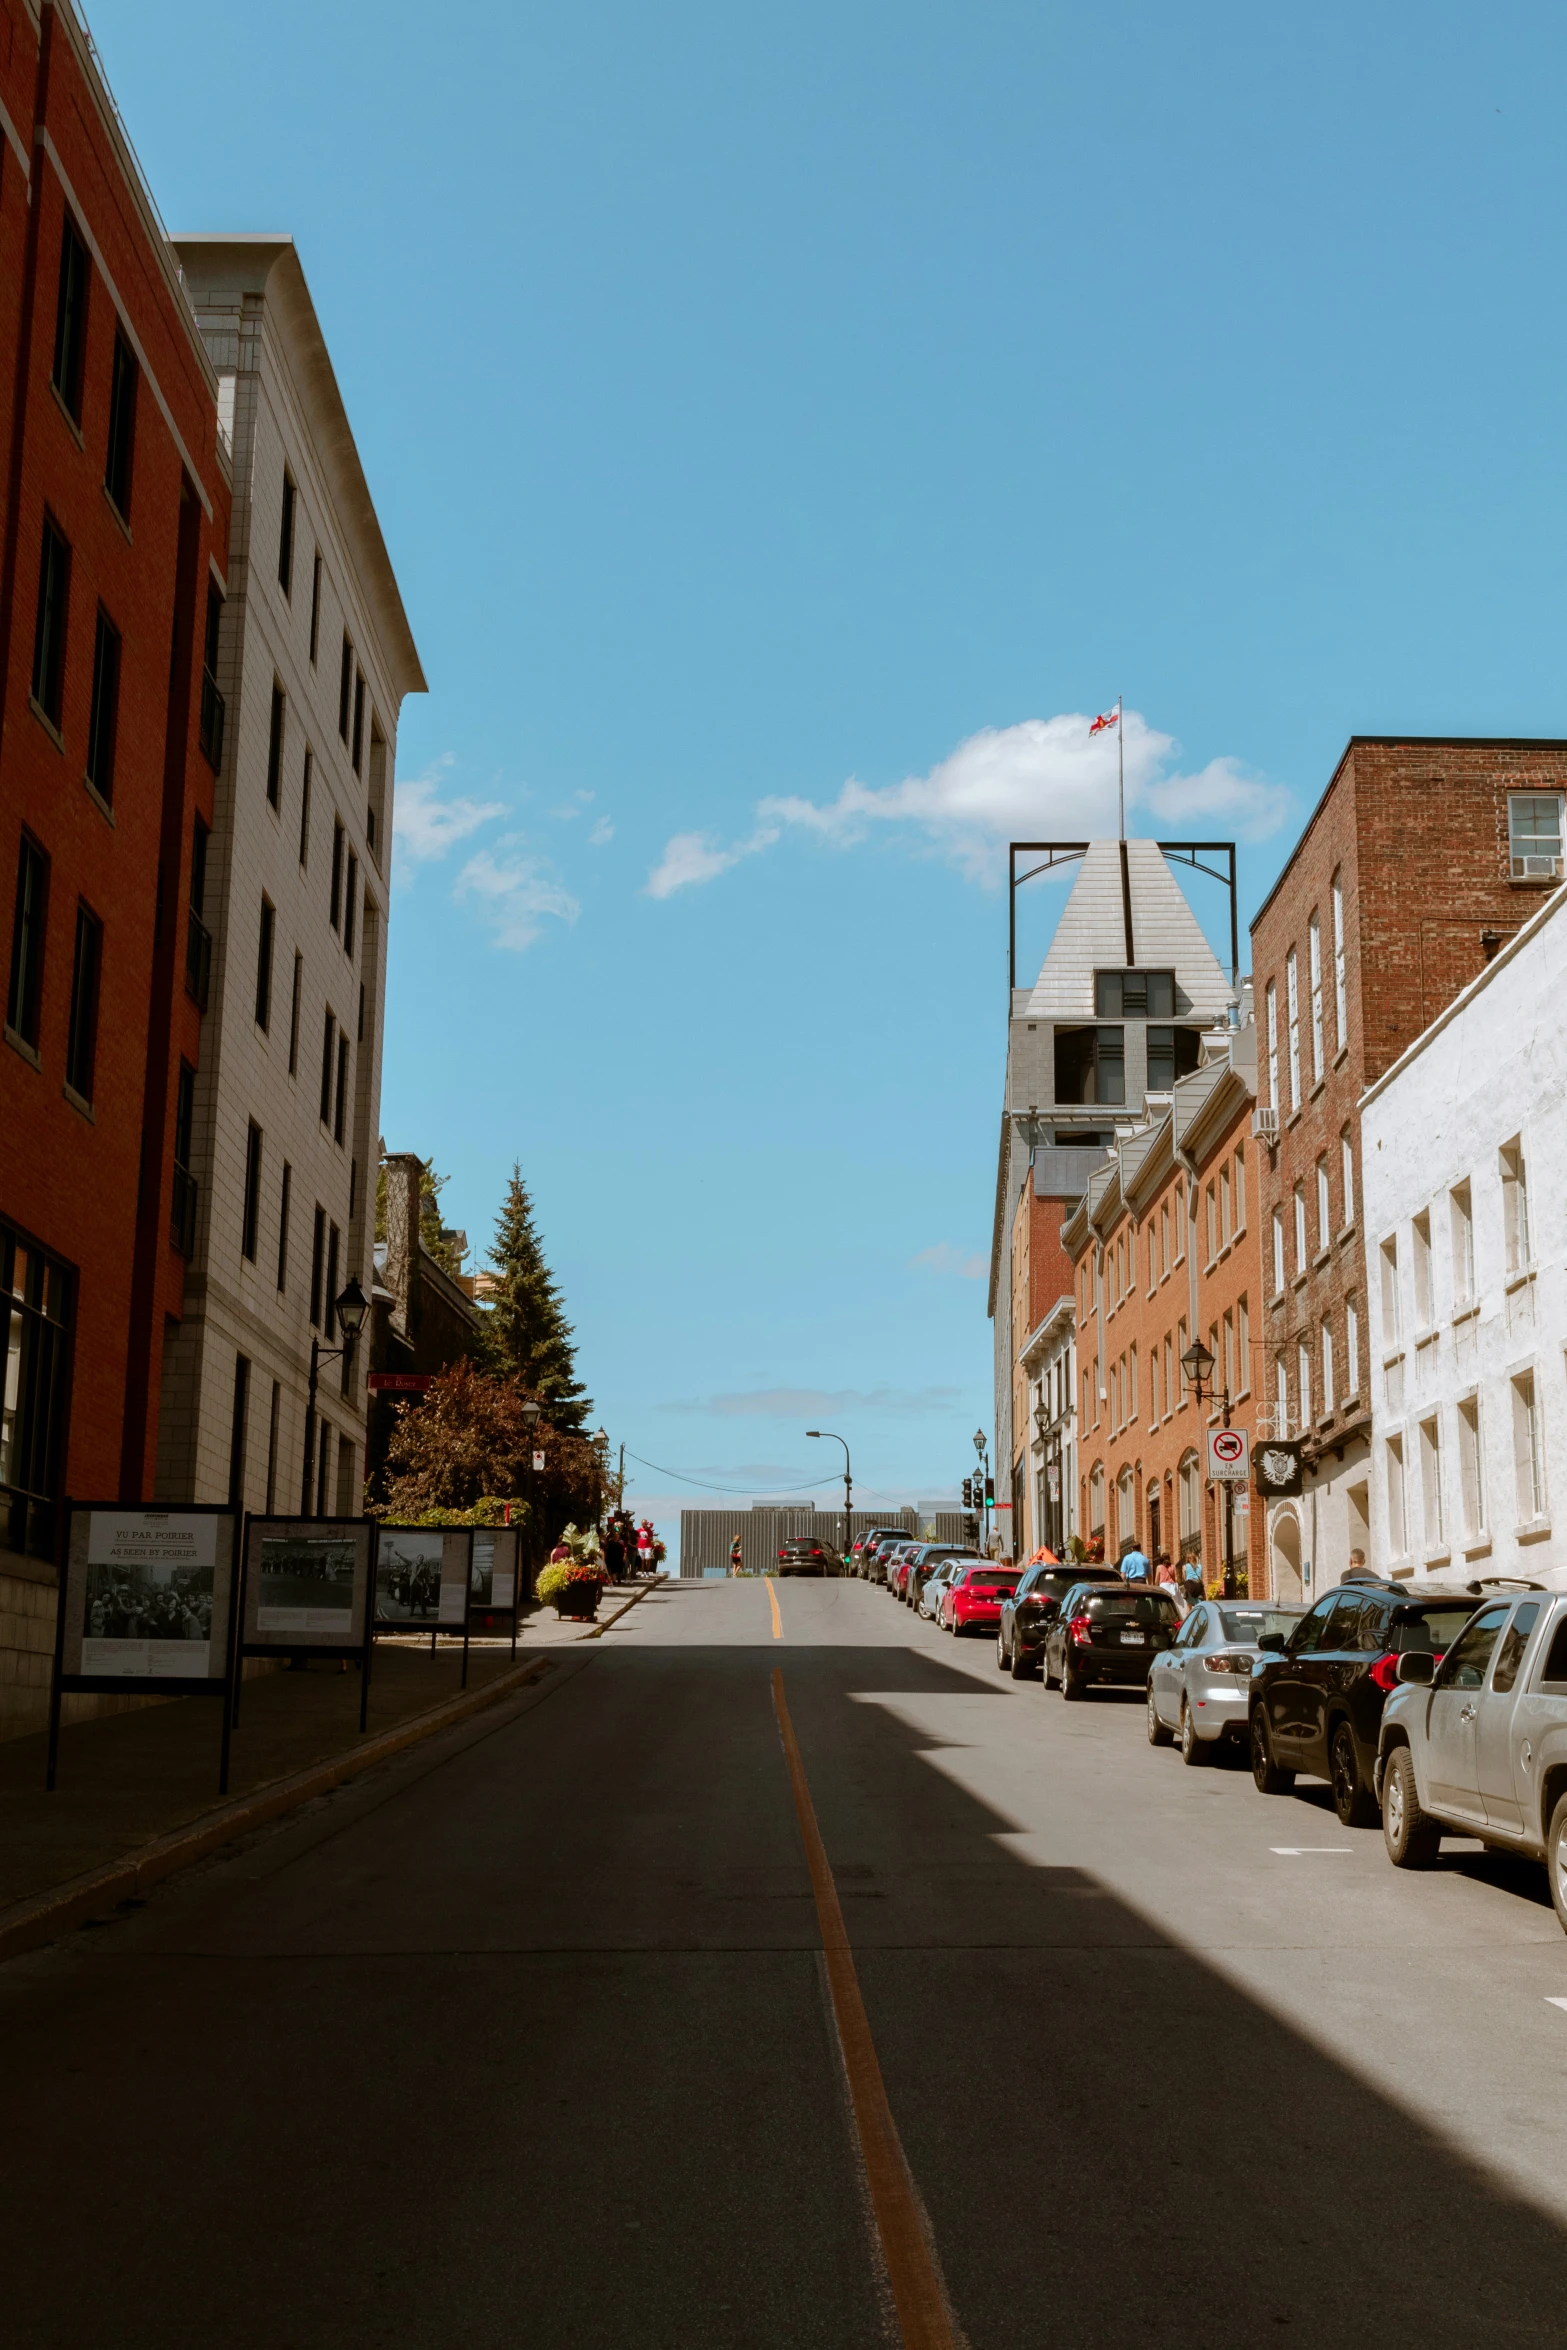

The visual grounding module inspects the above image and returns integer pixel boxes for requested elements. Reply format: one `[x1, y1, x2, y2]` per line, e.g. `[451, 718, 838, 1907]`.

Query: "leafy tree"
[485, 1165, 591, 1429]
[378, 1362, 602, 1553]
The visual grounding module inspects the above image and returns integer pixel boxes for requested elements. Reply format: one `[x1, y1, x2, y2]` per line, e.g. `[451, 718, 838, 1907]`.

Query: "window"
[1178, 1451, 1201, 1543]
[1233, 1145, 1246, 1231]
[1129, 1343, 1138, 1421]
[1089, 1462, 1105, 1536]
[85, 611, 121, 804]
[339, 633, 353, 740]
[309, 551, 322, 663]
[7, 833, 48, 1048]
[1508, 793, 1564, 880]
[241, 1121, 263, 1262]
[1316, 1157, 1330, 1252]
[320, 1008, 336, 1123]
[32, 516, 70, 726]
[1173, 1190, 1186, 1264]
[1293, 1183, 1307, 1275]
[171, 1060, 197, 1256]
[1386, 1434, 1406, 1557]
[266, 1380, 281, 1514]
[1276, 1355, 1289, 1440]
[334, 1032, 349, 1144]
[255, 898, 275, 1031]
[1340, 1129, 1355, 1229]
[1160, 1200, 1169, 1278]
[1513, 1371, 1545, 1521]
[1346, 1297, 1360, 1397]
[277, 1161, 291, 1293]
[352, 672, 365, 774]
[1206, 1182, 1217, 1264]
[1501, 1140, 1530, 1271]
[1265, 979, 1279, 1110]
[309, 1205, 326, 1327]
[0, 1221, 74, 1561]
[299, 748, 313, 867]
[1331, 871, 1346, 1049]
[1095, 968, 1175, 1016]
[325, 1223, 340, 1337]
[1412, 1209, 1432, 1328]
[1320, 1320, 1334, 1415]
[1381, 1237, 1401, 1345]
[1150, 1345, 1161, 1423]
[1271, 1208, 1284, 1295]
[266, 683, 286, 808]
[185, 816, 211, 1011]
[344, 852, 358, 961]
[1451, 1181, 1474, 1305]
[1308, 912, 1323, 1085]
[199, 582, 226, 771]
[1237, 1296, 1250, 1394]
[278, 470, 297, 596]
[330, 818, 344, 931]
[1222, 1309, 1235, 1396]
[1163, 1332, 1173, 1417]
[1177, 1317, 1188, 1400]
[65, 904, 101, 1103]
[1492, 1602, 1541, 1695]
[1146, 1025, 1201, 1092]
[1146, 1224, 1156, 1293]
[104, 334, 137, 518]
[288, 952, 302, 1076]
[1054, 1024, 1124, 1105]
[1220, 1163, 1232, 1245]
[1419, 1415, 1443, 1547]
[1285, 947, 1301, 1113]
[1296, 1338, 1311, 1428]
[51, 214, 89, 420]
[1457, 1394, 1484, 1535]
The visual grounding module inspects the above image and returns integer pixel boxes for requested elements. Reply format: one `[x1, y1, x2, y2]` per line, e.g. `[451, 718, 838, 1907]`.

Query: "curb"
[0, 1651, 559, 1969]
[579, 1579, 658, 1640]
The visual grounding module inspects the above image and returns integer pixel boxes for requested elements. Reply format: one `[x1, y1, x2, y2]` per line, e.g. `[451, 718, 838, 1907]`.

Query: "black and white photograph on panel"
[469, 1527, 519, 1611]
[376, 1527, 446, 1623]
[251, 1525, 364, 1638]
[64, 1508, 235, 1681]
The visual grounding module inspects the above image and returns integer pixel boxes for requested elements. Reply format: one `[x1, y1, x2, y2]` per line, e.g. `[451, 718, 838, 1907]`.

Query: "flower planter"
[553, 1583, 601, 1621]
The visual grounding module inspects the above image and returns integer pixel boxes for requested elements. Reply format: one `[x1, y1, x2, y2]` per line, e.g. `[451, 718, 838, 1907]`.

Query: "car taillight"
[778, 1550, 787, 1561]
[1069, 1612, 1092, 1646]
[1368, 1651, 1400, 1694]
[1205, 1653, 1252, 1676]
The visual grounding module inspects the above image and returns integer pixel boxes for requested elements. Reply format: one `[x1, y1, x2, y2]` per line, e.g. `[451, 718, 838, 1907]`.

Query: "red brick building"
[1249, 737, 1567, 1601]
[0, 3, 231, 1733]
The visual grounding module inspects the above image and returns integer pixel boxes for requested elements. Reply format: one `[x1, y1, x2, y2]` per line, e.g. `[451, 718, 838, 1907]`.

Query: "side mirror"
[1396, 1651, 1435, 1687]
[1256, 1631, 1287, 1655]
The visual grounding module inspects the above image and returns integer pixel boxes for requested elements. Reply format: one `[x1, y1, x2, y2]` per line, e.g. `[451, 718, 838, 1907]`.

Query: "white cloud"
[588, 816, 615, 847]
[393, 758, 506, 868]
[646, 710, 1291, 895]
[911, 1243, 988, 1280]
[645, 823, 779, 898]
[455, 848, 580, 950]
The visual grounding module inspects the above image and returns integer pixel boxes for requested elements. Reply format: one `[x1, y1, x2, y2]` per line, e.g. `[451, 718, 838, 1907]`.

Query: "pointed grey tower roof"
[1023, 840, 1232, 1021]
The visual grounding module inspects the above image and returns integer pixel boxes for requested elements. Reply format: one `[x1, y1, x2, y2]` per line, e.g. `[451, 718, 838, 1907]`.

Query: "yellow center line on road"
[770, 1668, 958, 2350]
[765, 1576, 783, 1640]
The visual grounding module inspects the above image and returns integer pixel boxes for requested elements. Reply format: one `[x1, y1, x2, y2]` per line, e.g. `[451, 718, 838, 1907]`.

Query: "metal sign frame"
[233, 1515, 380, 1733]
[374, 1524, 477, 1688]
[1207, 1427, 1250, 1482]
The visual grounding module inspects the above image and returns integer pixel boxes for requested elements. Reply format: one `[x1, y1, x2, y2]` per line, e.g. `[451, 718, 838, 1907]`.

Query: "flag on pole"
[1089, 704, 1120, 736]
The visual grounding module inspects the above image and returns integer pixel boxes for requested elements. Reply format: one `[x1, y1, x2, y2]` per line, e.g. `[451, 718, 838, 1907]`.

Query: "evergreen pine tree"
[486, 1165, 591, 1428]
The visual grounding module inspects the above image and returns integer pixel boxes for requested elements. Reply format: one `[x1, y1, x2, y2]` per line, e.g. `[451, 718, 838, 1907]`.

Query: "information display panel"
[236, 1517, 379, 1731]
[469, 1527, 523, 1660]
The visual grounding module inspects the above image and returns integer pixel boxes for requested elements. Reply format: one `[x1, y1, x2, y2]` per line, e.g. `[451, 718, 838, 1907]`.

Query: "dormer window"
[1096, 968, 1175, 1017]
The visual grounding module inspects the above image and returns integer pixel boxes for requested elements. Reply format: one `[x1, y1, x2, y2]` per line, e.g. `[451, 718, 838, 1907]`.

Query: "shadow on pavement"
[0, 1636, 1562, 2348]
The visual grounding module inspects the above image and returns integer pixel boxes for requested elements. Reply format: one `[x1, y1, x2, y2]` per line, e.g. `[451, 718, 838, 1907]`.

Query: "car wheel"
[1180, 1700, 1206, 1767]
[1250, 1709, 1295, 1795]
[1042, 1644, 1058, 1690]
[1382, 1746, 1440, 1868]
[996, 1631, 1010, 1674]
[1330, 1721, 1379, 1828]
[1011, 1642, 1037, 1682]
[1062, 1655, 1086, 1701]
[1548, 1794, 1567, 1938]
[1147, 1686, 1174, 1746]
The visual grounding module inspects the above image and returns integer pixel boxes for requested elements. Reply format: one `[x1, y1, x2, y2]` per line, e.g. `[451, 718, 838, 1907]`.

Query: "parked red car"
[941, 1564, 1022, 1635]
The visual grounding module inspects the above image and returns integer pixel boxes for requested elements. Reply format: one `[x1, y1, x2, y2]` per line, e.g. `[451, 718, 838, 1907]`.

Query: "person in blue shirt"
[1120, 1543, 1151, 1583]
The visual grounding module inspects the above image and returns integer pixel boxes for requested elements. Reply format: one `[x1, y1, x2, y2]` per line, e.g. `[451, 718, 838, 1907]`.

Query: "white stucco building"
[1361, 885, 1567, 1591]
[153, 237, 425, 1516]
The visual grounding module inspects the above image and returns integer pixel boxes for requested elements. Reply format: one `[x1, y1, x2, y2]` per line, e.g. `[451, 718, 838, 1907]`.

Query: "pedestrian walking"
[1120, 1542, 1151, 1584]
[1181, 1554, 1204, 1607]
[729, 1534, 743, 1578]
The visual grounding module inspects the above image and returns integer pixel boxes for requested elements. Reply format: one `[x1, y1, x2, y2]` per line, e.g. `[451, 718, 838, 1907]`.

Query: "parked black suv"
[1041, 1581, 1180, 1697]
[996, 1562, 1124, 1679]
[775, 1536, 841, 1577]
[1249, 1580, 1485, 1823]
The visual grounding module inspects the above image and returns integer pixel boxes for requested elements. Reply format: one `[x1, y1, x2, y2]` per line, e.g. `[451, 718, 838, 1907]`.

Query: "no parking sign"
[1206, 1427, 1249, 1481]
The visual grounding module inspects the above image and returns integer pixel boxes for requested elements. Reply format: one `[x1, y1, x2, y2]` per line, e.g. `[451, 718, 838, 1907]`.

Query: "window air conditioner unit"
[1511, 855, 1564, 880]
[1252, 1104, 1279, 1142]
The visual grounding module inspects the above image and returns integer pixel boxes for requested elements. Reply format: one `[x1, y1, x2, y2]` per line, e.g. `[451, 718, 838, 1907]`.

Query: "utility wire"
[622, 1448, 841, 1497]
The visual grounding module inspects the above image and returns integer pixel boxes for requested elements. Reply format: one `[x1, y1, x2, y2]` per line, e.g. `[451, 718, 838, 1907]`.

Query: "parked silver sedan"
[1148, 1598, 1306, 1764]
[917, 1558, 964, 1624]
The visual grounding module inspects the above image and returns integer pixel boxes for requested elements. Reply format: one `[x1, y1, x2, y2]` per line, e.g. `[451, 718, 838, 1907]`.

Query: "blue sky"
[95, 1, 1567, 1547]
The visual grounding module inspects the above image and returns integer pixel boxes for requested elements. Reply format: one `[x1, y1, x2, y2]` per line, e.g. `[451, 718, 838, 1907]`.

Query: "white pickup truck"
[1374, 1588, 1567, 1932]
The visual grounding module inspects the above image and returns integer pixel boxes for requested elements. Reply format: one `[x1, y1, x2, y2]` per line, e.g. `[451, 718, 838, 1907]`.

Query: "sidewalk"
[0, 1582, 655, 1938]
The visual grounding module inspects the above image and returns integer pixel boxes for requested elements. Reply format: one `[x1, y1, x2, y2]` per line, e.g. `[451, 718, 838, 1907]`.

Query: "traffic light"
[983, 1476, 995, 1507]
[963, 1514, 979, 1545]
[961, 1476, 973, 1508]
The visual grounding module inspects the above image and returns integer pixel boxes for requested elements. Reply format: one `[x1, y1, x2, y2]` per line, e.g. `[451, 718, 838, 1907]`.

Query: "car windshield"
[1090, 1593, 1178, 1624]
[1219, 1608, 1299, 1642]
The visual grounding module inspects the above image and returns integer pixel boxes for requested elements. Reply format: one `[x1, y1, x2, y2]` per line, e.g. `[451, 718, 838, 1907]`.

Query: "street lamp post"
[1180, 1336, 1236, 1599]
[520, 1400, 541, 1577]
[301, 1277, 369, 1517]
[973, 1427, 990, 1554]
[1033, 1401, 1050, 1556]
[805, 1430, 851, 1565]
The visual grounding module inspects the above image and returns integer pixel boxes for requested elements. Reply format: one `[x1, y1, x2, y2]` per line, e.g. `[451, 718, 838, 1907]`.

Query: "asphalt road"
[5, 1574, 1567, 2346]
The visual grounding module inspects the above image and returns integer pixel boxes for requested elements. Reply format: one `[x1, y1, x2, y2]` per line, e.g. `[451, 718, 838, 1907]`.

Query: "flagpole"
[1118, 695, 1124, 840]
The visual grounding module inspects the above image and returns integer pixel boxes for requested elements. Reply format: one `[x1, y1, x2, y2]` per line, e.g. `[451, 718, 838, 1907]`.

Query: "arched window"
[1117, 1465, 1136, 1551]
[1178, 1450, 1202, 1547]
[1089, 1462, 1105, 1539]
